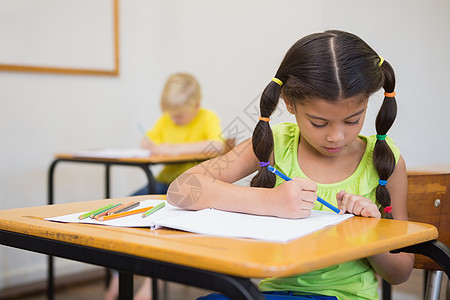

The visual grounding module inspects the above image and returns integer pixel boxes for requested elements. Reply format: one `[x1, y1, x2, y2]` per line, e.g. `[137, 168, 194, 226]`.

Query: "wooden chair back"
[406, 171, 450, 270]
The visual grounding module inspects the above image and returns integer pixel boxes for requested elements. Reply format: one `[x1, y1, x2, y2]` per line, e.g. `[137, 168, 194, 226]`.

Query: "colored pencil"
[90, 203, 122, 219]
[111, 201, 140, 214]
[267, 165, 340, 214]
[78, 204, 115, 220]
[106, 202, 127, 215]
[98, 207, 151, 221]
[141, 202, 165, 218]
[137, 123, 151, 142]
[94, 203, 123, 220]
[106, 201, 136, 215]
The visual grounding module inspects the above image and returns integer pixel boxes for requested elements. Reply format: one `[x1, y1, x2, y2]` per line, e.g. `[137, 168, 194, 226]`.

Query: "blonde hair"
[160, 73, 201, 111]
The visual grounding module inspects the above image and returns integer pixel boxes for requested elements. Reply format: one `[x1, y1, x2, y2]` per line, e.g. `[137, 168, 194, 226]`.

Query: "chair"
[382, 171, 450, 300]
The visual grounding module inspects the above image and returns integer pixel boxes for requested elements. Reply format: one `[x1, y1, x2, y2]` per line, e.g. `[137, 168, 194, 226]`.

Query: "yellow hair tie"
[379, 57, 384, 67]
[271, 77, 283, 86]
[384, 91, 396, 98]
[259, 116, 270, 122]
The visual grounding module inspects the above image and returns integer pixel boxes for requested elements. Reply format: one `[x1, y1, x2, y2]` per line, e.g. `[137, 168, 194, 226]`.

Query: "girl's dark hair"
[251, 30, 397, 217]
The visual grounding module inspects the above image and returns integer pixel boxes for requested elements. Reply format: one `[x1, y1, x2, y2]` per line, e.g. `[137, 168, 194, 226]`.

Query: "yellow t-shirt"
[146, 108, 222, 184]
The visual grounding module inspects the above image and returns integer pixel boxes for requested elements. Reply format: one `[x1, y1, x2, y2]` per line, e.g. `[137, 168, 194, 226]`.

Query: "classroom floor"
[4, 269, 449, 300]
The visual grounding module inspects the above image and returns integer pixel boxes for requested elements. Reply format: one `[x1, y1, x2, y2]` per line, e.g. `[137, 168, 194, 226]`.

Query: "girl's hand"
[336, 191, 381, 218]
[270, 177, 317, 219]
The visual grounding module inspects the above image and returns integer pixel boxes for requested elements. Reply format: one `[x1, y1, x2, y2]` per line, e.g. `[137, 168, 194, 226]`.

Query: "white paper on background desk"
[45, 200, 187, 227]
[72, 148, 151, 158]
[45, 200, 353, 243]
[156, 208, 353, 243]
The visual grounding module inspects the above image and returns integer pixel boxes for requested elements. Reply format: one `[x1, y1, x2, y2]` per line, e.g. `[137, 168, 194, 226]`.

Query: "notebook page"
[155, 208, 353, 243]
[45, 200, 188, 227]
[72, 148, 150, 158]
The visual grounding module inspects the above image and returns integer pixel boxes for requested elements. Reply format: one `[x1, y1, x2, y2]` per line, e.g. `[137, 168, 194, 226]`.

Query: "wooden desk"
[0, 195, 447, 300]
[47, 152, 219, 299]
[408, 164, 450, 175]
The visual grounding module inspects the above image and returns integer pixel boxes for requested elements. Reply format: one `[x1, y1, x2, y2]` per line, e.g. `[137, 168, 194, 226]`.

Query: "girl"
[166, 30, 414, 300]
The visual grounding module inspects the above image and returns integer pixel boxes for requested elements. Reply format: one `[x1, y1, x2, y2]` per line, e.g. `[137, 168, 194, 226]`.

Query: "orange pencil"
[105, 203, 127, 215]
[112, 201, 140, 214]
[106, 201, 136, 215]
[94, 203, 123, 220]
[98, 206, 152, 221]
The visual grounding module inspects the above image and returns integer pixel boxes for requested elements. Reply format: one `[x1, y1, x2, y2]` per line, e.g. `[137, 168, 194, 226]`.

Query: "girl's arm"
[367, 156, 415, 284]
[337, 156, 414, 284]
[167, 138, 318, 219]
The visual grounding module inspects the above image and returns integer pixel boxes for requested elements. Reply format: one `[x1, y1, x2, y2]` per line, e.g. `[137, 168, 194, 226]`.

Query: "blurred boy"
[137, 72, 225, 194]
[104, 73, 224, 300]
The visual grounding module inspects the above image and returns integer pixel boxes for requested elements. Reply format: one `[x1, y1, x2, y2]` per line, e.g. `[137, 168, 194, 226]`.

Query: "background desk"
[0, 196, 446, 300]
[49, 152, 220, 204]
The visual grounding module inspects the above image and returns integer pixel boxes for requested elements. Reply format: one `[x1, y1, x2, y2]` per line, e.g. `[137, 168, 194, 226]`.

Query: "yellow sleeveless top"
[259, 122, 400, 300]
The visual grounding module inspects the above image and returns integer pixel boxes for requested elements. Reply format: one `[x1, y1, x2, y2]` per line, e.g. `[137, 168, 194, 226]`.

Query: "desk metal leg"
[392, 240, 450, 277]
[104, 163, 156, 195]
[136, 165, 158, 299]
[137, 165, 156, 194]
[0, 229, 265, 300]
[381, 279, 391, 300]
[48, 159, 60, 206]
[47, 159, 157, 300]
[47, 159, 60, 300]
[152, 278, 158, 300]
[425, 270, 443, 300]
[104, 163, 158, 299]
[104, 164, 113, 289]
[47, 255, 54, 300]
[119, 271, 134, 300]
[105, 163, 111, 199]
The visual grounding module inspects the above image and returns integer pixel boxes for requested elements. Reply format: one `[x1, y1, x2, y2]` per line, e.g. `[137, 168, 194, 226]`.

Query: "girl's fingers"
[275, 181, 318, 218]
[360, 206, 372, 218]
[353, 200, 367, 215]
[336, 190, 347, 200]
[301, 191, 318, 203]
[301, 197, 316, 210]
[292, 177, 317, 192]
[337, 191, 355, 214]
[336, 191, 347, 214]
[336, 191, 381, 218]
[344, 193, 357, 214]
[360, 205, 381, 218]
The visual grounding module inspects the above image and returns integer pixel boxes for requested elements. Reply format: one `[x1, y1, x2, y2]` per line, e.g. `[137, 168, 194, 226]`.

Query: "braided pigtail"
[250, 78, 282, 188]
[373, 59, 397, 219]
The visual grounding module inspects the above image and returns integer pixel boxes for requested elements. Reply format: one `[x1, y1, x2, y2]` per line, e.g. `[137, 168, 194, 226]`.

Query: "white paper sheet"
[45, 200, 187, 227]
[46, 200, 353, 243]
[155, 208, 353, 243]
[72, 148, 150, 158]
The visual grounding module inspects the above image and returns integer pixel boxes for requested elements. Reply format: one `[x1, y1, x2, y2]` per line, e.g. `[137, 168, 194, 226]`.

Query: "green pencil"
[90, 203, 123, 219]
[78, 203, 114, 220]
[141, 202, 165, 218]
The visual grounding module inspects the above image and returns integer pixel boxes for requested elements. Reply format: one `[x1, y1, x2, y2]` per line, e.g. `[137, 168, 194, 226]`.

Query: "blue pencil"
[267, 165, 340, 214]
[137, 123, 151, 141]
